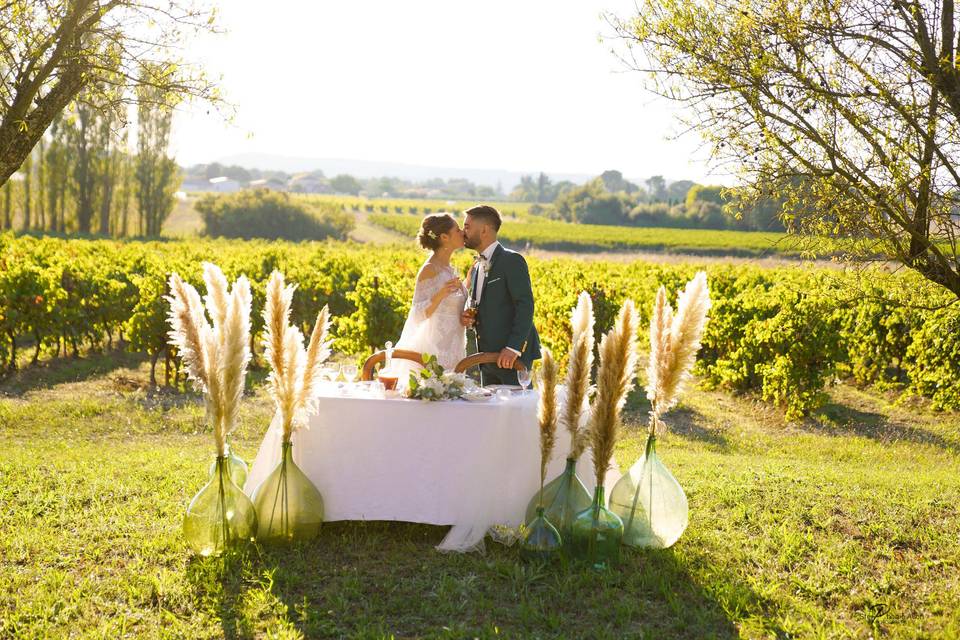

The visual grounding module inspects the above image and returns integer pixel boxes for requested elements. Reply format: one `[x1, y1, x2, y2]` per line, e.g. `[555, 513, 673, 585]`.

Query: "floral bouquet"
[405, 354, 469, 401]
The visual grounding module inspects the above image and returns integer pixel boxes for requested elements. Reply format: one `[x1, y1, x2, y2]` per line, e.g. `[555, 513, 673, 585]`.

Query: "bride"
[391, 213, 468, 377]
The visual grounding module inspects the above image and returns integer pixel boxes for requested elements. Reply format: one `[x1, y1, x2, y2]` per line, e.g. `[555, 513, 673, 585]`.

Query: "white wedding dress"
[391, 262, 468, 378]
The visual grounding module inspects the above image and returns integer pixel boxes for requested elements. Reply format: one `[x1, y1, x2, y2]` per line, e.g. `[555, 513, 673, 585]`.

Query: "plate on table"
[485, 384, 522, 392]
[461, 389, 495, 402]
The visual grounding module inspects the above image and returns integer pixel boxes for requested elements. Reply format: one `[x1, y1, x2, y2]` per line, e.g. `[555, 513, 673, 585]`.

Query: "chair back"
[454, 352, 527, 374]
[361, 349, 425, 381]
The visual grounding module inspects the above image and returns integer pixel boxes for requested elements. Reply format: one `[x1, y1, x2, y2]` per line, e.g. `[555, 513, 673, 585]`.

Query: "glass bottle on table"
[378, 341, 399, 391]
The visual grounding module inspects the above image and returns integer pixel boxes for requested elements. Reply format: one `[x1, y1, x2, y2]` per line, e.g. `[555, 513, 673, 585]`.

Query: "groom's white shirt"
[473, 241, 500, 304]
[474, 241, 520, 357]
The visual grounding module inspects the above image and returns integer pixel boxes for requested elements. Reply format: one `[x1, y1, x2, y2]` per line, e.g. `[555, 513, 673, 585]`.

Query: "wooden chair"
[454, 352, 528, 374]
[361, 349, 425, 381]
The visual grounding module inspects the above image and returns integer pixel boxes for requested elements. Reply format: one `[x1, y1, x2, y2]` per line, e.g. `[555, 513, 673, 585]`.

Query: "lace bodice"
[396, 263, 467, 371]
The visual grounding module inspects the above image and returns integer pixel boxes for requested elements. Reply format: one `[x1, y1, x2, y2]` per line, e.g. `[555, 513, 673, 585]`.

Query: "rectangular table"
[244, 386, 611, 552]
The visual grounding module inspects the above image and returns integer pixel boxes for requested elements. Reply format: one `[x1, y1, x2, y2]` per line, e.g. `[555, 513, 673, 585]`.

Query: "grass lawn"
[1, 352, 958, 639]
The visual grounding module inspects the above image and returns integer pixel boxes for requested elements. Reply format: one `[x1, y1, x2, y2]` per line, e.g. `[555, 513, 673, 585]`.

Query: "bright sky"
[171, 0, 730, 185]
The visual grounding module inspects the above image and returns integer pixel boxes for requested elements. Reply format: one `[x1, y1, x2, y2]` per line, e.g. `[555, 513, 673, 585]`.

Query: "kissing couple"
[392, 204, 541, 386]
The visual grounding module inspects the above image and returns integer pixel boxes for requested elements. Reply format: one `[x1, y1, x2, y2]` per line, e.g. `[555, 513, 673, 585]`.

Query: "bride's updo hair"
[417, 213, 457, 251]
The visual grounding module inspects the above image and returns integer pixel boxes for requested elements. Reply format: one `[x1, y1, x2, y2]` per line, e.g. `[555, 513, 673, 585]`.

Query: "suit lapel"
[481, 244, 505, 300]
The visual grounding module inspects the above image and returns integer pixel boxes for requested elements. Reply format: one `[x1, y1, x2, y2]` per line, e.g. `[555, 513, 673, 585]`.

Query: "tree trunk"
[37, 137, 46, 229]
[31, 331, 41, 365]
[2, 181, 10, 229]
[7, 332, 16, 371]
[21, 153, 32, 230]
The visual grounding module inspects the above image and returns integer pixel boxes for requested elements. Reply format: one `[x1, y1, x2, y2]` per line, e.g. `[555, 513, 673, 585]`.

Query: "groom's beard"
[464, 236, 479, 250]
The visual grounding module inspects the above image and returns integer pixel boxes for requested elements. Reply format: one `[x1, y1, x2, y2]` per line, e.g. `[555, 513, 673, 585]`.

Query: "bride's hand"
[439, 277, 462, 299]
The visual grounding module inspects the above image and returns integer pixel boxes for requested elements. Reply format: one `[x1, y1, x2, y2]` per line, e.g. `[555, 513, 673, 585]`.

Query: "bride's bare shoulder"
[417, 262, 441, 282]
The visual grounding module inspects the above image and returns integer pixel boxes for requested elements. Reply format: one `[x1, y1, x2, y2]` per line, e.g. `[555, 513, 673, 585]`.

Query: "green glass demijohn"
[609, 434, 688, 549]
[208, 444, 248, 488]
[183, 455, 258, 556]
[520, 507, 563, 563]
[524, 458, 592, 542]
[570, 485, 623, 570]
[251, 441, 325, 543]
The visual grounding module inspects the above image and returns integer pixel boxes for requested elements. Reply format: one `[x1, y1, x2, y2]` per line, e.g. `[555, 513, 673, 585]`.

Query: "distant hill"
[212, 153, 597, 191]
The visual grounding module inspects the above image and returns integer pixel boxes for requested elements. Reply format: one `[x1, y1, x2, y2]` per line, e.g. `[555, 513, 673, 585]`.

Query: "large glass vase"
[609, 434, 688, 549]
[520, 507, 562, 563]
[251, 441, 325, 543]
[183, 456, 258, 556]
[570, 485, 623, 570]
[523, 458, 592, 541]
[208, 445, 248, 488]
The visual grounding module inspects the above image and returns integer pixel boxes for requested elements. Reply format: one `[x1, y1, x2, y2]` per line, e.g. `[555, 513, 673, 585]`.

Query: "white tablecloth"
[244, 387, 620, 552]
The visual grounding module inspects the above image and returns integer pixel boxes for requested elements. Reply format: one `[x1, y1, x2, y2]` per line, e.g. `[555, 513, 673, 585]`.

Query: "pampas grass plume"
[562, 291, 594, 460]
[263, 270, 333, 441]
[646, 271, 711, 434]
[537, 348, 559, 489]
[588, 299, 639, 489]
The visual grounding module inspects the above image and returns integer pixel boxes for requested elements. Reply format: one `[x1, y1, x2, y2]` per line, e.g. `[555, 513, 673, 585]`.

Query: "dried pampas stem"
[263, 270, 334, 442]
[202, 262, 230, 338]
[646, 272, 711, 435]
[218, 276, 252, 444]
[588, 299, 639, 490]
[297, 305, 332, 409]
[166, 273, 209, 391]
[166, 265, 252, 458]
[562, 291, 594, 460]
[537, 348, 559, 494]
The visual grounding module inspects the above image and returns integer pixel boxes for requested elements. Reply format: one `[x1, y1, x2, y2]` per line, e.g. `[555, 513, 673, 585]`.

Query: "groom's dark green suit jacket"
[472, 243, 541, 383]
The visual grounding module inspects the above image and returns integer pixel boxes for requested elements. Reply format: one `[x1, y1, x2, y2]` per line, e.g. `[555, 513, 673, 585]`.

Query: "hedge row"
[1, 232, 957, 418]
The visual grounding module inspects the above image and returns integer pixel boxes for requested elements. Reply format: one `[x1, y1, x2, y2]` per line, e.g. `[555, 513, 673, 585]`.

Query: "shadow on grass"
[624, 389, 730, 452]
[186, 521, 757, 638]
[0, 348, 145, 397]
[807, 401, 960, 453]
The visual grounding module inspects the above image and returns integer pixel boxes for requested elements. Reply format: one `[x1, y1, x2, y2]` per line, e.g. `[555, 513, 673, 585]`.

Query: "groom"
[460, 204, 541, 385]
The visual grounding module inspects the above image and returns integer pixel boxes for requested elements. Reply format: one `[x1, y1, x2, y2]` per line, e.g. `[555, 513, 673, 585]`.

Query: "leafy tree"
[135, 71, 179, 237]
[0, 1, 219, 188]
[666, 179, 696, 203]
[612, 0, 960, 298]
[330, 174, 362, 195]
[197, 189, 354, 241]
[600, 169, 639, 193]
[644, 175, 667, 201]
[554, 178, 630, 224]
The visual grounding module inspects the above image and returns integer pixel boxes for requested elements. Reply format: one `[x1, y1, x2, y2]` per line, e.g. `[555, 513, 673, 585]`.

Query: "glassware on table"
[517, 367, 532, 394]
[495, 388, 511, 402]
[320, 363, 340, 383]
[342, 363, 359, 383]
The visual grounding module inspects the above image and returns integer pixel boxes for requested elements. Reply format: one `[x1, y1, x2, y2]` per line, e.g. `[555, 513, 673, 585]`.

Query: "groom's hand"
[497, 348, 519, 369]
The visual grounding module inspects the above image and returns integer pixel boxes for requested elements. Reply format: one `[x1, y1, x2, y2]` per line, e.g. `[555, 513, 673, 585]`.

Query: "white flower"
[424, 377, 445, 395]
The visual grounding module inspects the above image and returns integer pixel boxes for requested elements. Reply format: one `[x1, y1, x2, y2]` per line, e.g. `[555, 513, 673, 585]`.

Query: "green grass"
[1, 353, 959, 638]
[369, 214, 830, 258]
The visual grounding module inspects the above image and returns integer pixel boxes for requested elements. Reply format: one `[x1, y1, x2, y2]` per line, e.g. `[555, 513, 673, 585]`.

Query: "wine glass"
[342, 363, 359, 384]
[517, 367, 532, 394]
[321, 363, 340, 383]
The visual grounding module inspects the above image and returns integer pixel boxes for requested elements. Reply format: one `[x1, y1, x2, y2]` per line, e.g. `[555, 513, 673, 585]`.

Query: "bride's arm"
[412, 266, 459, 320]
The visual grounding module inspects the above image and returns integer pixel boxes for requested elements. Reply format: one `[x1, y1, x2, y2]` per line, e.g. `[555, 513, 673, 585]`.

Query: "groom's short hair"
[464, 205, 502, 232]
